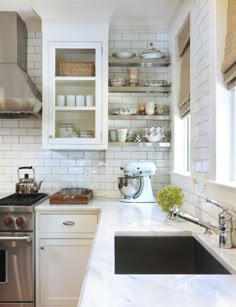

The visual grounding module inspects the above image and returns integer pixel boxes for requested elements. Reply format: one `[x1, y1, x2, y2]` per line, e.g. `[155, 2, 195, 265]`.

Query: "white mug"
[76, 95, 85, 106]
[56, 95, 65, 106]
[86, 95, 94, 107]
[145, 101, 155, 115]
[66, 95, 75, 106]
[117, 128, 128, 142]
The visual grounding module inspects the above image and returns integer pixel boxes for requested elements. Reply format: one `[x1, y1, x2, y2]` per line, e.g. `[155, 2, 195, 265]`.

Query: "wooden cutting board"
[49, 188, 93, 204]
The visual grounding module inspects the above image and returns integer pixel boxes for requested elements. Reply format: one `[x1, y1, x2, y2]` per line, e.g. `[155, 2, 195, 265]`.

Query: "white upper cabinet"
[42, 30, 108, 150]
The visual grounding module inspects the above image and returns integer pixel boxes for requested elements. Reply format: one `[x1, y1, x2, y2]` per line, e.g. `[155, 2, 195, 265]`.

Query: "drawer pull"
[63, 221, 75, 226]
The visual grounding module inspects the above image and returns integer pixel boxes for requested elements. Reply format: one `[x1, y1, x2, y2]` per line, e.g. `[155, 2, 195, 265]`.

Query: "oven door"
[0, 232, 33, 305]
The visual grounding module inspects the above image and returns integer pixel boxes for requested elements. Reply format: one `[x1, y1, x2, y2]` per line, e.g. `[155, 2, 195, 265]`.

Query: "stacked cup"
[117, 128, 128, 142]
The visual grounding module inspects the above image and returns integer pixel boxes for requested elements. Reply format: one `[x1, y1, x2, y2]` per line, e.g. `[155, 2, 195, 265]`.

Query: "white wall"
[0, 25, 171, 198]
[169, 0, 236, 244]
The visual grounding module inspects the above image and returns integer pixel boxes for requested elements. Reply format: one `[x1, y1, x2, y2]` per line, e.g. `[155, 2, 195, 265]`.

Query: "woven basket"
[58, 62, 95, 77]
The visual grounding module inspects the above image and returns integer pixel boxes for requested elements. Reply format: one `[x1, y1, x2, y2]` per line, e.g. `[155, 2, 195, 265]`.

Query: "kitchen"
[1, 0, 236, 306]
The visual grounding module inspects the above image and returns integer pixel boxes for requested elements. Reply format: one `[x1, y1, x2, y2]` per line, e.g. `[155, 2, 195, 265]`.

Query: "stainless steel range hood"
[0, 12, 42, 119]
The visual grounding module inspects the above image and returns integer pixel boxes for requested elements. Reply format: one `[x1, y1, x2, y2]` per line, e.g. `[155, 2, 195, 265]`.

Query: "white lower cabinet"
[39, 238, 92, 306]
[36, 212, 98, 307]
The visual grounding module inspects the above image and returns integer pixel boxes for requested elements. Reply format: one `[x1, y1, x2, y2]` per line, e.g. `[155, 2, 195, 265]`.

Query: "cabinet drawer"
[39, 214, 97, 233]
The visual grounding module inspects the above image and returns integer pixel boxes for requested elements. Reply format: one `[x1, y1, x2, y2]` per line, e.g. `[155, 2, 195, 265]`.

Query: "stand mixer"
[118, 161, 156, 203]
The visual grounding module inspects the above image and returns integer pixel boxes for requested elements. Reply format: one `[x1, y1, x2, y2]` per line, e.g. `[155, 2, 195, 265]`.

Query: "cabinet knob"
[40, 246, 45, 250]
[63, 221, 75, 226]
[49, 135, 54, 139]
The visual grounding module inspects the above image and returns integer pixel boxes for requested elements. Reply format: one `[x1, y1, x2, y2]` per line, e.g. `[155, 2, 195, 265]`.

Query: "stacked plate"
[143, 80, 168, 87]
[111, 107, 137, 115]
[78, 130, 94, 138]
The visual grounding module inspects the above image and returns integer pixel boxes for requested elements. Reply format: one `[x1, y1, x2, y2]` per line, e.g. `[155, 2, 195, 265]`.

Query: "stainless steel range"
[0, 193, 48, 307]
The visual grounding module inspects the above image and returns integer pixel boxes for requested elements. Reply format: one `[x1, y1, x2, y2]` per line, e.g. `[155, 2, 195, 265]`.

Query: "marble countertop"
[36, 199, 236, 307]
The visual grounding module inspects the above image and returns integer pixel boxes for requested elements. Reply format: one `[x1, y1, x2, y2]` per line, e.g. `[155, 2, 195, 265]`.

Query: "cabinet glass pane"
[55, 110, 95, 139]
[55, 49, 95, 77]
[55, 80, 96, 106]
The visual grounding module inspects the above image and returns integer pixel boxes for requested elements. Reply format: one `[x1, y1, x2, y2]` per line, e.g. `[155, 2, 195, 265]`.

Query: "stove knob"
[4, 217, 14, 227]
[15, 217, 25, 227]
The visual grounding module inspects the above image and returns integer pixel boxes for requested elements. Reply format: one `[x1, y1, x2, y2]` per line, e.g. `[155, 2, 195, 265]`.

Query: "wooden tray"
[49, 188, 93, 204]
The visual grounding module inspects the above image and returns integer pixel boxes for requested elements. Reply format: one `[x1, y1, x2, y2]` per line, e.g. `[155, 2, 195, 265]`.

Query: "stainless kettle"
[16, 166, 43, 194]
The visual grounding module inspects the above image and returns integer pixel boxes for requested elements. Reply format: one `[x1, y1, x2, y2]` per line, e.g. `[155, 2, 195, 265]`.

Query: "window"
[183, 114, 191, 172]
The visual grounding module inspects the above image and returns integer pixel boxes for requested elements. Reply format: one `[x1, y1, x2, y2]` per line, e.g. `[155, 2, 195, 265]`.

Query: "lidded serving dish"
[139, 43, 166, 59]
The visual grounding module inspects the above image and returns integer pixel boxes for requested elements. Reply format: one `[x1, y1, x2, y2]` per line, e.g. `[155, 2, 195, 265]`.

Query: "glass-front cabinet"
[42, 34, 108, 150]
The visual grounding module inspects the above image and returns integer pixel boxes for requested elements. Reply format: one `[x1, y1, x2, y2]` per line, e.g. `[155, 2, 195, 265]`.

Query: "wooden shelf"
[109, 142, 170, 147]
[108, 115, 170, 120]
[109, 86, 170, 93]
[55, 76, 96, 81]
[109, 56, 171, 67]
[55, 106, 96, 111]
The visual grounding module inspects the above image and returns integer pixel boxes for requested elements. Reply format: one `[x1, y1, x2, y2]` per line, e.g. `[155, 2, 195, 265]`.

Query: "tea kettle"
[16, 166, 43, 194]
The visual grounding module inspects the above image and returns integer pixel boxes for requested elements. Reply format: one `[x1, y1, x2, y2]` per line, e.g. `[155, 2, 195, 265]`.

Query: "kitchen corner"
[35, 199, 236, 307]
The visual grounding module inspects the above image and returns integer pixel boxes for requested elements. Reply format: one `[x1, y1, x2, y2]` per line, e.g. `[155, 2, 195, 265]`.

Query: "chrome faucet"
[168, 198, 233, 249]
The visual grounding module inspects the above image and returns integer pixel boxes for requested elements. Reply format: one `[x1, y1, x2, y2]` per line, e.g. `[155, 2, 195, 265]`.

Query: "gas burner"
[0, 193, 48, 206]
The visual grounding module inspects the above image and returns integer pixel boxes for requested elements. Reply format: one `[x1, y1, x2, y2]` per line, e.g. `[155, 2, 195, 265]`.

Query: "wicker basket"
[58, 62, 95, 77]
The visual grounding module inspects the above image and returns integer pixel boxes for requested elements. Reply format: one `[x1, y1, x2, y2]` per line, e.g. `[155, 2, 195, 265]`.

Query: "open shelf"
[109, 56, 171, 67]
[109, 142, 170, 147]
[109, 86, 170, 93]
[108, 114, 170, 120]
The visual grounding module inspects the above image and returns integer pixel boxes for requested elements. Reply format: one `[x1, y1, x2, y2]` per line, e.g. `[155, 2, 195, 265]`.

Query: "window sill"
[170, 172, 196, 190]
[202, 180, 236, 193]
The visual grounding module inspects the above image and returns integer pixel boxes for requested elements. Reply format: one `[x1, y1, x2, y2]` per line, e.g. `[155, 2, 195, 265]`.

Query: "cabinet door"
[43, 41, 107, 150]
[39, 238, 92, 306]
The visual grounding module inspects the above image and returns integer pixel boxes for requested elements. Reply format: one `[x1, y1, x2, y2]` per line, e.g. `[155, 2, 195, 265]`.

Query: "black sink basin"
[115, 236, 230, 274]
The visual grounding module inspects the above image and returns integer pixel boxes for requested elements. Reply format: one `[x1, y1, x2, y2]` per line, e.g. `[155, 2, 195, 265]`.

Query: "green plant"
[156, 185, 184, 212]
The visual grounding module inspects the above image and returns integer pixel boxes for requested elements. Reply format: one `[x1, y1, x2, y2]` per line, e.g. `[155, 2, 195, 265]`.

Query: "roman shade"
[178, 16, 190, 118]
[178, 16, 190, 57]
[221, 0, 236, 90]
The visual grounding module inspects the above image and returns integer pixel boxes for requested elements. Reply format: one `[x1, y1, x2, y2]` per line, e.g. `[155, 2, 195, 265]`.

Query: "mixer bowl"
[118, 176, 143, 199]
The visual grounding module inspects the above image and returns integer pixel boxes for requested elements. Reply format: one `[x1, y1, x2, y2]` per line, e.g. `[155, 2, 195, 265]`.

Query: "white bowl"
[146, 134, 163, 143]
[112, 51, 136, 59]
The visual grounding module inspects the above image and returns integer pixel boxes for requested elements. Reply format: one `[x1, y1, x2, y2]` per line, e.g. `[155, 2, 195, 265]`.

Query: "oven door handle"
[0, 235, 32, 242]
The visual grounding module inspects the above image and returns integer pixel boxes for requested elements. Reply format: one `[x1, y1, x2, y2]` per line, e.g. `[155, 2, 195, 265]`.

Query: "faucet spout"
[168, 206, 219, 234]
[169, 205, 233, 248]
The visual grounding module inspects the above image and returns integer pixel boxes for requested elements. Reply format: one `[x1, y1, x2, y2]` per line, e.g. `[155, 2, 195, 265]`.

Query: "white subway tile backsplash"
[109, 33, 123, 40]
[27, 144, 43, 151]
[139, 33, 156, 41]
[114, 152, 131, 159]
[19, 121, 36, 128]
[27, 159, 44, 166]
[44, 159, 60, 167]
[60, 160, 76, 167]
[11, 144, 26, 151]
[0, 128, 11, 135]
[131, 41, 148, 49]
[19, 136, 35, 144]
[27, 54, 42, 62]
[28, 32, 36, 38]
[3, 121, 19, 128]
[3, 136, 19, 144]
[114, 41, 131, 49]
[123, 33, 139, 41]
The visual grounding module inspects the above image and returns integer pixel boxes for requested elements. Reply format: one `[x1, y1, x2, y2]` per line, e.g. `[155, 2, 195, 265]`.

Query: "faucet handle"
[218, 209, 233, 248]
[168, 205, 179, 220]
[219, 209, 233, 225]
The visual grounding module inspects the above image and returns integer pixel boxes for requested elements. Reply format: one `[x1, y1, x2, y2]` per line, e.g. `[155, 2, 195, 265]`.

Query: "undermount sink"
[114, 235, 230, 275]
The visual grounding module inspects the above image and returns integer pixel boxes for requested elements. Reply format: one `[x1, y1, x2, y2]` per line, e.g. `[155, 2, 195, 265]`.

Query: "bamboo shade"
[178, 43, 190, 117]
[222, 0, 236, 90]
[178, 16, 190, 57]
